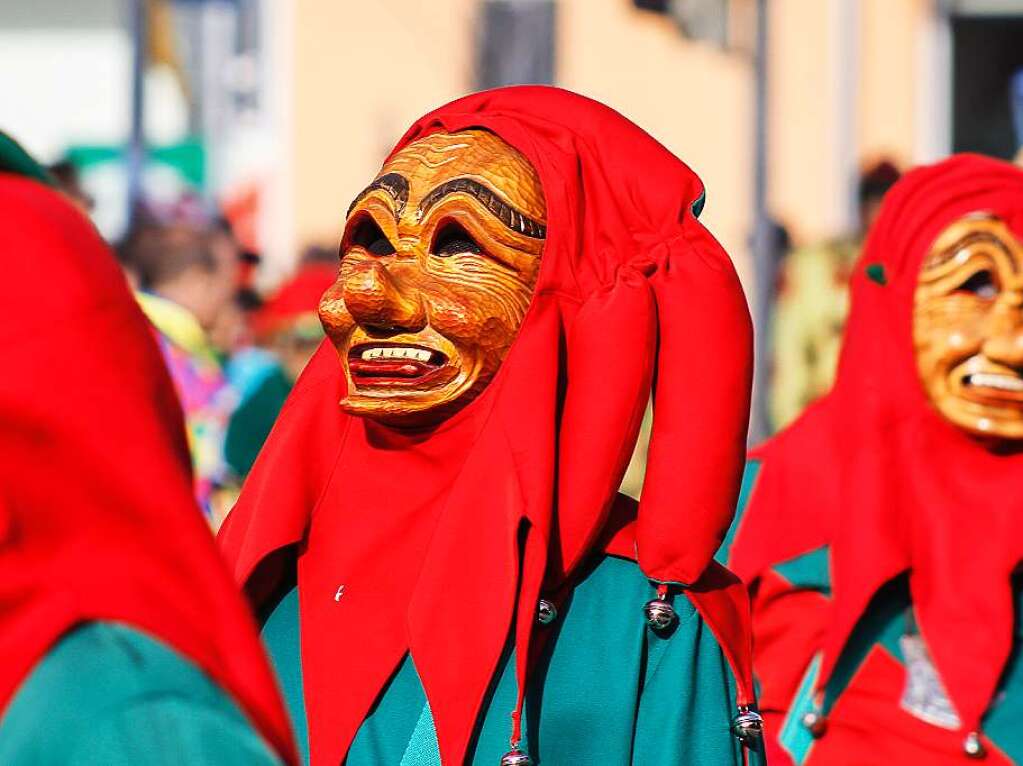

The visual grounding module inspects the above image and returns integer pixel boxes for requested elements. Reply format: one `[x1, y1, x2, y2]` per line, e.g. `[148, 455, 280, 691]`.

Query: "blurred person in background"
[0, 133, 295, 765]
[124, 222, 239, 522]
[769, 160, 901, 430]
[223, 261, 335, 480]
[47, 158, 94, 214]
[727, 155, 1023, 765]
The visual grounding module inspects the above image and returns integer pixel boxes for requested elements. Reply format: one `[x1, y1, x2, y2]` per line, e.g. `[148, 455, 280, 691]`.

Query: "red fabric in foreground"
[730, 154, 1023, 734]
[220, 85, 754, 765]
[0, 174, 295, 764]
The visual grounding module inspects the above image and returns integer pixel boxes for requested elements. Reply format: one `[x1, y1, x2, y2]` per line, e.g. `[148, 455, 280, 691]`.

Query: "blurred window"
[476, 0, 556, 89]
[952, 9, 1023, 158]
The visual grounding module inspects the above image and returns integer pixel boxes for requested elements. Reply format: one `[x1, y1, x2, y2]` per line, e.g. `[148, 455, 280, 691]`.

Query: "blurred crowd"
[66, 178, 341, 528]
[767, 159, 902, 430]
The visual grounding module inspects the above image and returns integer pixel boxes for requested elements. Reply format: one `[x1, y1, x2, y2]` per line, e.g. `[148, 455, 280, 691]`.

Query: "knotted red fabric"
[730, 154, 1023, 735]
[219, 85, 754, 765]
[0, 174, 296, 764]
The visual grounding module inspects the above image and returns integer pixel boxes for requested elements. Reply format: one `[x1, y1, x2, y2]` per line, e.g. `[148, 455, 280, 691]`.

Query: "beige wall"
[859, 0, 926, 168]
[767, 0, 850, 244]
[768, 0, 933, 245]
[558, 0, 754, 288]
[287, 0, 477, 260]
[283, 0, 756, 288]
[281, 0, 939, 277]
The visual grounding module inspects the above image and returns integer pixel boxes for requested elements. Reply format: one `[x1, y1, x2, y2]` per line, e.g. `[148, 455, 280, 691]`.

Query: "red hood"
[0, 174, 296, 762]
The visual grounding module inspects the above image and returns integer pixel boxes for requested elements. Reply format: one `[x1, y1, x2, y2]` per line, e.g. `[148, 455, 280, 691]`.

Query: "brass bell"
[963, 731, 986, 759]
[801, 711, 827, 738]
[731, 707, 764, 743]
[643, 597, 677, 630]
[499, 748, 533, 766]
[537, 599, 557, 625]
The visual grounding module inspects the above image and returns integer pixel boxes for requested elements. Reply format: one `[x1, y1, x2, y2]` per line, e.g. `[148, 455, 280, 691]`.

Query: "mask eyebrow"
[346, 172, 410, 220]
[416, 176, 546, 239]
[924, 231, 1018, 274]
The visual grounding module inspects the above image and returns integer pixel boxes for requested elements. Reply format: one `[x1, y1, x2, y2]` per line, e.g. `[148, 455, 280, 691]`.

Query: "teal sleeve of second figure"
[65, 696, 283, 766]
[0, 623, 283, 766]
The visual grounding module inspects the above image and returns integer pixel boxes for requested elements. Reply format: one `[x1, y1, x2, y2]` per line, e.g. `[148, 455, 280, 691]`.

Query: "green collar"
[0, 131, 54, 186]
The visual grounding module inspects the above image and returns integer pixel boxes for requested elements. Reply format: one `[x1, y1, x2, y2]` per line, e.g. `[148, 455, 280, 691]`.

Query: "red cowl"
[0, 174, 296, 764]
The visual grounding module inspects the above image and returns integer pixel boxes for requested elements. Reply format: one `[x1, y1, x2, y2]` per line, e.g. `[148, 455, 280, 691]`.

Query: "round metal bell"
[499, 749, 533, 766]
[963, 731, 986, 759]
[537, 599, 557, 625]
[801, 711, 827, 738]
[731, 707, 764, 743]
[643, 598, 677, 630]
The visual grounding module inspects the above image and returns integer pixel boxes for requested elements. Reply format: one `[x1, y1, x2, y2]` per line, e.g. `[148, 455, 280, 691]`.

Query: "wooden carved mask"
[319, 130, 546, 428]
[914, 214, 1023, 441]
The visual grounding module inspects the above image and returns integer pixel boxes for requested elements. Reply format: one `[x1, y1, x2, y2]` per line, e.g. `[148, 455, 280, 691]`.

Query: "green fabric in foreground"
[0, 622, 282, 765]
[263, 554, 764, 765]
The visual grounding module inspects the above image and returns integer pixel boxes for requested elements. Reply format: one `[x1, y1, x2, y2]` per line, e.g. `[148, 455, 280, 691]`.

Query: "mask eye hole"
[349, 217, 395, 256]
[432, 222, 482, 257]
[956, 269, 999, 300]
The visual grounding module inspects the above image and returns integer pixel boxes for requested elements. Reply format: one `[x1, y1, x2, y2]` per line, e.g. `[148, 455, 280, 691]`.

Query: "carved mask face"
[319, 130, 546, 428]
[913, 215, 1023, 441]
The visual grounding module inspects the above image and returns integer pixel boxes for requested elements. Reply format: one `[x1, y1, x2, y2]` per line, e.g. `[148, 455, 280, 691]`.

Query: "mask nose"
[982, 293, 1023, 369]
[342, 260, 426, 335]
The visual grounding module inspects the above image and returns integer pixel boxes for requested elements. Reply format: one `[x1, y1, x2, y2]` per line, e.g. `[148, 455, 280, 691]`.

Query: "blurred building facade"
[3, 1, 1022, 279]
[273, 1, 1023, 281]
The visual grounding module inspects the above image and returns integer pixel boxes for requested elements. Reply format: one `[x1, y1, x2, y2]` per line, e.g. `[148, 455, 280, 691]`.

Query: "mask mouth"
[347, 343, 449, 385]
[961, 370, 1023, 401]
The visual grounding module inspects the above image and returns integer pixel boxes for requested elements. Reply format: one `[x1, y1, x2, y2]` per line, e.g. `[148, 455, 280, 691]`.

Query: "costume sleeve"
[0, 624, 285, 766]
[66, 698, 283, 766]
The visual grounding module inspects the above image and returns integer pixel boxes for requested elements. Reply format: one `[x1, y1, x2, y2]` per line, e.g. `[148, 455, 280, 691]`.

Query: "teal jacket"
[0, 623, 282, 765]
[262, 553, 766, 765]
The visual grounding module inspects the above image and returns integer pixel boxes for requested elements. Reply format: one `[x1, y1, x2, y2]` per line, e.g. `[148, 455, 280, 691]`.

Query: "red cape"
[221, 85, 754, 764]
[731, 154, 1023, 734]
[0, 174, 295, 764]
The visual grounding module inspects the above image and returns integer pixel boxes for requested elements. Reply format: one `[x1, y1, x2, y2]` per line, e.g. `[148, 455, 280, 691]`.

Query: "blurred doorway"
[951, 6, 1023, 158]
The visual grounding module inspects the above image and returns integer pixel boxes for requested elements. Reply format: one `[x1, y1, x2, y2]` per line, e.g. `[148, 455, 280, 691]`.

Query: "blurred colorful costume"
[224, 265, 335, 479]
[728, 155, 1023, 764]
[768, 161, 900, 431]
[220, 87, 763, 765]
[768, 237, 857, 429]
[137, 290, 234, 515]
[0, 140, 295, 765]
